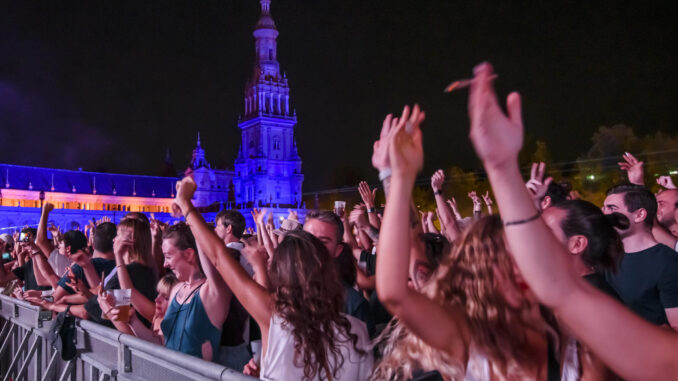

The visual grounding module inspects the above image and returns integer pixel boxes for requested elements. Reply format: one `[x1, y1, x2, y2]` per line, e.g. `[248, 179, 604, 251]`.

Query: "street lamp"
[39, 190, 45, 208]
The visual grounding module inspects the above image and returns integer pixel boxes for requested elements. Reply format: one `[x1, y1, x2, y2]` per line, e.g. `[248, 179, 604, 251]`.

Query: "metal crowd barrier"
[0, 295, 255, 381]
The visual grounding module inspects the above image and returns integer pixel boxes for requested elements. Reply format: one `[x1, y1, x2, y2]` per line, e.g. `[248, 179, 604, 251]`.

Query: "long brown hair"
[118, 218, 154, 270]
[268, 230, 364, 381]
[372, 216, 539, 380]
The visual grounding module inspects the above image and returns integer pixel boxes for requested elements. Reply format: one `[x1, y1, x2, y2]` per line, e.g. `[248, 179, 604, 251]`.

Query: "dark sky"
[1, 1, 677, 191]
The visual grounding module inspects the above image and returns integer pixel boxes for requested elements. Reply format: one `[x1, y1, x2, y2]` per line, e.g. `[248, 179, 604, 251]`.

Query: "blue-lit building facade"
[0, 0, 304, 232]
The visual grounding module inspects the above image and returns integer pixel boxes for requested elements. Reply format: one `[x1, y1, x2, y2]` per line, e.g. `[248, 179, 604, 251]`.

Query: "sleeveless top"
[464, 335, 579, 381]
[260, 314, 373, 381]
[161, 285, 222, 360]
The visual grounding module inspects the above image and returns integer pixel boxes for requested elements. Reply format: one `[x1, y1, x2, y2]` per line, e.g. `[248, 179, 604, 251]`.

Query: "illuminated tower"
[233, 0, 303, 207]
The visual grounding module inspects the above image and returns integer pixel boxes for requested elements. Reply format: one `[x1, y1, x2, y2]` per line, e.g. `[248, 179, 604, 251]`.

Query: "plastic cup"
[112, 289, 132, 321]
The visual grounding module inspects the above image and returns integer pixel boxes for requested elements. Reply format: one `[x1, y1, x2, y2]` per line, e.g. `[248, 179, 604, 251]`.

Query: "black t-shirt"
[605, 244, 678, 325]
[57, 258, 116, 294]
[85, 263, 158, 328]
[12, 259, 51, 291]
[344, 283, 375, 338]
[584, 272, 622, 302]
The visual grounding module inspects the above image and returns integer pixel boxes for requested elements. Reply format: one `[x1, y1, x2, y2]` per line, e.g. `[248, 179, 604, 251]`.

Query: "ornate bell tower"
[233, 0, 303, 207]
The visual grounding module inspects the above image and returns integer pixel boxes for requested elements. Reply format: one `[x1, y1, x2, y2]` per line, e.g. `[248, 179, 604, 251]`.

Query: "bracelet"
[503, 210, 542, 227]
[367, 208, 376, 213]
[184, 208, 196, 220]
[378, 168, 392, 181]
[434, 189, 443, 195]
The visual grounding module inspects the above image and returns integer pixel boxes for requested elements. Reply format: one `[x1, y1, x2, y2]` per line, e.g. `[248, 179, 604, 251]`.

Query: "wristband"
[184, 208, 197, 220]
[434, 189, 443, 195]
[367, 208, 376, 213]
[378, 168, 392, 181]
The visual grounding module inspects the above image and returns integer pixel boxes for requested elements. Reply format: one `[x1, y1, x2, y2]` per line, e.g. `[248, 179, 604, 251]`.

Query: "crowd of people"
[2, 62, 678, 380]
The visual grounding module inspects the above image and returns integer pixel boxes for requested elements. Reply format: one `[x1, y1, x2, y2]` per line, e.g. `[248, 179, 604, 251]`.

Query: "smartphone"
[19, 232, 28, 242]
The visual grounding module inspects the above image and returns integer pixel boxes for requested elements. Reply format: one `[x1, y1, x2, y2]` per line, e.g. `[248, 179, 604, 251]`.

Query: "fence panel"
[0, 295, 255, 381]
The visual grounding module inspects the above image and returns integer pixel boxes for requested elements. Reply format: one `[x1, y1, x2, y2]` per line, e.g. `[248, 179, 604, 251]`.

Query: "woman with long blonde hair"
[373, 104, 565, 380]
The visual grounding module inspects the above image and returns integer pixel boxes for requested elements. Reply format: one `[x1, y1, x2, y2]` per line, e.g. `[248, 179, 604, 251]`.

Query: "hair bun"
[605, 212, 630, 230]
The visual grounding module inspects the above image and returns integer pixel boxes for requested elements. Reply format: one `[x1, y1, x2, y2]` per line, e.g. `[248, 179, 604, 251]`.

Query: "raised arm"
[468, 62, 678, 381]
[619, 152, 645, 186]
[376, 105, 469, 356]
[468, 191, 483, 219]
[359, 181, 381, 229]
[175, 178, 273, 329]
[482, 191, 494, 216]
[36, 203, 54, 256]
[240, 237, 270, 289]
[112, 239, 156, 322]
[253, 209, 275, 259]
[195, 239, 232, 328]
[431, 170, 460, 242]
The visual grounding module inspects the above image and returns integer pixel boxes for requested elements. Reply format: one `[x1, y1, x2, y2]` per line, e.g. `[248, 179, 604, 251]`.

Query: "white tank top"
[464, 337, 580, 381]
[260, 314, 373, 381]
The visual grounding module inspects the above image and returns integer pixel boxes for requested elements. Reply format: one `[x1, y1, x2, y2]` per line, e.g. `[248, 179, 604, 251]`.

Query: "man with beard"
[602, 184, 678, 329]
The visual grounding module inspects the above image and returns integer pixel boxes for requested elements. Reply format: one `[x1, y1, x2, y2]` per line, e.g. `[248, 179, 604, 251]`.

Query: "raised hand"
[657, 175, 677, 190]
[251, 208, 267, 226]
[358, 181, 377, 208]
[482, 191, 493, 206]
[372, 113, 399, 171]
[43, 202, 55, 214]
[174, 177, 197, 209]
[349, 205, 370, 229]
[388, 104, 426, 180]
[69, 249, 90, 267]
[618, 152, 644, 186]
[431, 169, 445, 193]
[113, 237, 135, 259]
[468, 191, 482, 208]
[525, 162, 553, 201]
[287, 209, 298, 221]
[241, 237, 268, 269]
[468, 62, 523, 170]
[446, 198, 462, 220]
[102, 216, 111, 223]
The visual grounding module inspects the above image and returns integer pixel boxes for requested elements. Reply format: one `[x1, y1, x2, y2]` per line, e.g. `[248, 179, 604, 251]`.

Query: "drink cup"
[112, 289, 132, 321]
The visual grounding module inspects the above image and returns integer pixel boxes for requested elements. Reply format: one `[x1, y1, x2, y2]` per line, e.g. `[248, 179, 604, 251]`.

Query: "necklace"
[179, 277, 205, 303]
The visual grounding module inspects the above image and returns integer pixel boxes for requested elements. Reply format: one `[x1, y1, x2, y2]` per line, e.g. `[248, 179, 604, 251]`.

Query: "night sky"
[1, 1, 677, 191]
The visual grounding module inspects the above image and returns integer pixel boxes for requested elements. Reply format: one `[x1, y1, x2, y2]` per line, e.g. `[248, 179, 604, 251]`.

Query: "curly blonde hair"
[371, 216, 539, 380]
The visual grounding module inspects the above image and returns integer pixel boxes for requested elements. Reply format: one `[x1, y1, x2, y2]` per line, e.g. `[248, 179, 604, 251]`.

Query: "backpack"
[47, 306, 77, 361]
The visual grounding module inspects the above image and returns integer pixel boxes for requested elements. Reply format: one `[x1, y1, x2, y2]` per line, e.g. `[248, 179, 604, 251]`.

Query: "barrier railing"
[0, 295, 255, 381]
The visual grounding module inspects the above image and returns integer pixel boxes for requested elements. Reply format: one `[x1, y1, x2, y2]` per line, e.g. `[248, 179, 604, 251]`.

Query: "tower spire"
[190, 131, 210, 170]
